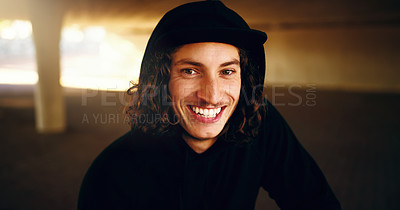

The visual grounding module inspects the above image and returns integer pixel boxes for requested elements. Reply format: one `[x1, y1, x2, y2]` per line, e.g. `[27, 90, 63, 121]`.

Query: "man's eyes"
[179, 68, 237, 76]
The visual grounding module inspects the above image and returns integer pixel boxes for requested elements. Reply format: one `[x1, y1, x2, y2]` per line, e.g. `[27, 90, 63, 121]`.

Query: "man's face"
[169, 42, 241, 141]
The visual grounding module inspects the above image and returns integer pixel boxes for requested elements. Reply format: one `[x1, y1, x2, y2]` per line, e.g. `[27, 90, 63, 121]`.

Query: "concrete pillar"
[30, 0, 66, 133]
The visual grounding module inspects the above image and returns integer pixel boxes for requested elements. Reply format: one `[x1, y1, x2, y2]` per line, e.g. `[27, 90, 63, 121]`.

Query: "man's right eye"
[182, 69, 196, 75]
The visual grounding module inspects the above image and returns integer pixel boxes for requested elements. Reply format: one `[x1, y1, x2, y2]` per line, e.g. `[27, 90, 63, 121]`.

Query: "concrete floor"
[0, 85, 399, 210]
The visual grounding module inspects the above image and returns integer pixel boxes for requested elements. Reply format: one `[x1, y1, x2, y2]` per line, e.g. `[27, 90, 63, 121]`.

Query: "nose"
[197, 76, 221, 105]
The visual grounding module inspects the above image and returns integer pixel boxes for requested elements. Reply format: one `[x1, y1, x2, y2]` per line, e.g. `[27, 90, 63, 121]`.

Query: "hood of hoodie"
[139, 0, 268, 85]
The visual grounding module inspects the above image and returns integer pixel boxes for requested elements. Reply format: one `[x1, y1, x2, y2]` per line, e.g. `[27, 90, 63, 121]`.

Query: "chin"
[185, 129, 222, 141]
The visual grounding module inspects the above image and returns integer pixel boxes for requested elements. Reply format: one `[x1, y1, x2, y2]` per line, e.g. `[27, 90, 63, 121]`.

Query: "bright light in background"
[0, 20, 32, 40]
[0, 19, 36, 85]
[60, 24, 142, 91]
[62, 24, 85, 42]
[0, 68, 38, 84]
[0, 20, 143, 91]
[84, 26, 107, 42]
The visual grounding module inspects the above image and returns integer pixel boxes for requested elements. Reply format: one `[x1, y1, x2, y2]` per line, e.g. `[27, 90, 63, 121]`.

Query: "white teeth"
[191, 106, 222, 118]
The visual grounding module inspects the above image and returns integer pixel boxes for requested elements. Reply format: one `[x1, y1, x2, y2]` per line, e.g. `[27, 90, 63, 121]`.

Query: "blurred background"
[0, 0, 399, 209]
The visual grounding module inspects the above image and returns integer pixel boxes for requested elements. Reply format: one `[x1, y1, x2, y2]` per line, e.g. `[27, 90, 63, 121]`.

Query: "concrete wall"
[264, 25, 400, 92]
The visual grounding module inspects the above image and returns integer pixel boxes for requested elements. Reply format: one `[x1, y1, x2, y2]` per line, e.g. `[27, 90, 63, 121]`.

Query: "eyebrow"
[173, 58, 240, 68]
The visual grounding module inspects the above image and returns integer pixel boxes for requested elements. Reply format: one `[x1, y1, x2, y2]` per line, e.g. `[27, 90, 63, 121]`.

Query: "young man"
[78, 1, 341, 209]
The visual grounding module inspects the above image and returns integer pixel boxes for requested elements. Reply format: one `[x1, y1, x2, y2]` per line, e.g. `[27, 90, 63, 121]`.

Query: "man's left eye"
[221, 69, 235, 75]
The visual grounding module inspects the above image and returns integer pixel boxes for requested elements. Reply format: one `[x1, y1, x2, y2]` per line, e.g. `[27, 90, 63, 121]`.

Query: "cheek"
[169, 79, 197, 101]
[224, 80, 241, 100]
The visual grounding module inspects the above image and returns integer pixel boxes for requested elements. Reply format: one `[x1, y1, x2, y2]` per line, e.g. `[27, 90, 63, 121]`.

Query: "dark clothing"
[78, 102, 341, 210]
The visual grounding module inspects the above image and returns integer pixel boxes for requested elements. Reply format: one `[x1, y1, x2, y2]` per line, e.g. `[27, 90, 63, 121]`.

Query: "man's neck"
[182, 134, 217, 154]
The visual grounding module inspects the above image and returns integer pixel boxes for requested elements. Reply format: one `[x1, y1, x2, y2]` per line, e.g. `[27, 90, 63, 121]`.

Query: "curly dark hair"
[124, 45, 266, 144]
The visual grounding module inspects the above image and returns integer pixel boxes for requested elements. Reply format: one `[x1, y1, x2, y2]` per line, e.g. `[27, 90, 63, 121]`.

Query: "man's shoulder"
[259, 99, 291, 132]
[250, 99, 296, 153]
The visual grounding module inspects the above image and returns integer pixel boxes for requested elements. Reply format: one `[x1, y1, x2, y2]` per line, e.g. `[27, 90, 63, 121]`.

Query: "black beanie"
[145, 0, 267, 52]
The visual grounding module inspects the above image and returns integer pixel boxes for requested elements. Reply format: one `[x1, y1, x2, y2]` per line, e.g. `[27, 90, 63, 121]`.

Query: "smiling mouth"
[188, 105, 224, 118]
